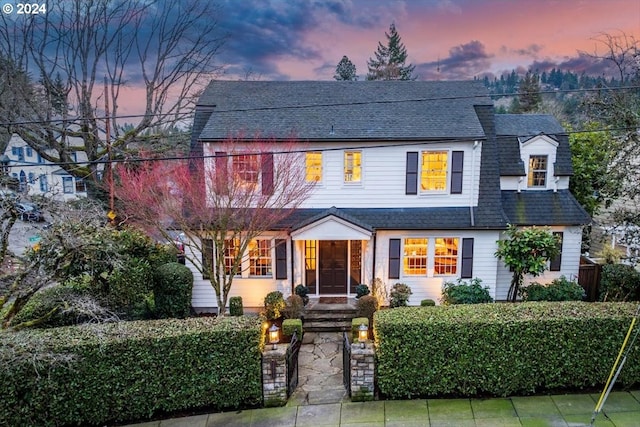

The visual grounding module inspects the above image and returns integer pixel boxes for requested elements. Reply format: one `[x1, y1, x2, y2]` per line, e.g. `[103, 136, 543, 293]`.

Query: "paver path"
[287, 331, 348, 406]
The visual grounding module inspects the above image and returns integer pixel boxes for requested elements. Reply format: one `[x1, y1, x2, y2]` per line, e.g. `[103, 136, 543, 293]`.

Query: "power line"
[4, 124, 637, 171]
[1, 84, 638, 127]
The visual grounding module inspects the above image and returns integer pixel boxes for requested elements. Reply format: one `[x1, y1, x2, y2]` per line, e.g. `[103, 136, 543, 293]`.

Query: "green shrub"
[262, 291, 286, 320]
[599, 263, 640, 301]
[283, 295, 304, 319]
[230, 296, 244, 316]
[294, 284, 309, 305]
[355, 284, 370, 299]
[282, 318, 303, 339]
[420, 299, 436, 307]
[374, 302, 640, 399]
[389, 283, 412, 307]
[154, 262, 193, 318]
[441, 278, 493, 305]
[0, 316, 263, 426]
[11, 285, 90, 328]
[107, 257, 154, 318]
[355, 295, 378, 323]
[520, 276, 585, 301]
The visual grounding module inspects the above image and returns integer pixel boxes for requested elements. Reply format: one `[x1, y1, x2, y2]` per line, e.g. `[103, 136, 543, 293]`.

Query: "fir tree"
[517, 71, 541, 112]
[334, 55, 358, 81]
[366, 24, 415, 80]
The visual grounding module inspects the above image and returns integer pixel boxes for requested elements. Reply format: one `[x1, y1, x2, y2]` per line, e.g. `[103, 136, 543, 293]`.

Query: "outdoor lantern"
[358, 323, 368, 348]
[268, 323, 280, 350]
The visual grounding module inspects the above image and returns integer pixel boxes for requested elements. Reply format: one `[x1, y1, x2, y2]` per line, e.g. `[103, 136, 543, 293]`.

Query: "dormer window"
[528, 155, 547, 188]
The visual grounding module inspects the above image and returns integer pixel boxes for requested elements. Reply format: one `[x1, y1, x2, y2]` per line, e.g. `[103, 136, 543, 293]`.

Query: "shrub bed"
[375, 302, 640, 399]
[0, 316, 262, 426]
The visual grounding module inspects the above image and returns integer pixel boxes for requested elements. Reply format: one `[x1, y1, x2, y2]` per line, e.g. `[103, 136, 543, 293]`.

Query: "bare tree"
[114, 139, 315, 315]
[0, 0, 226, 196]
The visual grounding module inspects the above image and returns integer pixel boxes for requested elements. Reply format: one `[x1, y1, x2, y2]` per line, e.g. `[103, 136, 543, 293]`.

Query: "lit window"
[224, 238, 240, 276]
[249, 239, 272, 276]
[305, 240, 316, 270]
[403, 238, 428, 275]
[434, 237, 458, 275]
[62, 177, 74, 194]
[421, 151, 448, 191]
[232, 154, 259, 187]
[528, 155, 547, 187]
[306, 152, 322, 182]
[344, 151, 361, 183]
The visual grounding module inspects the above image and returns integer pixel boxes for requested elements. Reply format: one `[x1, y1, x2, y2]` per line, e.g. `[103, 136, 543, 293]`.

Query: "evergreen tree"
[334, 55, 358, 81]
[366, 24, 415, 80]
[518, 71, 542, 112]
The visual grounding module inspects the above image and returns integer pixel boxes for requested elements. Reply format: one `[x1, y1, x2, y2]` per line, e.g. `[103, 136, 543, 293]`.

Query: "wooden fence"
[578, 256, 602, 302]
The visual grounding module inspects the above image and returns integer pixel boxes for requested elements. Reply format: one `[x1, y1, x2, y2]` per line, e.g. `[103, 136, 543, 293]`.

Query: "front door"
[318, 240, 347, 294]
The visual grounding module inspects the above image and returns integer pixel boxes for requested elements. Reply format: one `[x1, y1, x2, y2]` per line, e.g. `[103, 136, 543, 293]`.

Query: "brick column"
[350, 342, 375, 401]
[262, 346, 287, 407]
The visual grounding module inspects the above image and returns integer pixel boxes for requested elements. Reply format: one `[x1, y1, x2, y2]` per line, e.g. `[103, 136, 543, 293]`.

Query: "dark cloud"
[513, 44, 544, 56]
[415, 40, 493, 80]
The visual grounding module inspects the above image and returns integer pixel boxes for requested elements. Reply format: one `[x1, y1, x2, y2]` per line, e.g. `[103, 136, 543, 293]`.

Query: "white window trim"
[343, 150, 363, 186]
[400, 235, 461, 278]
[419, 149, 450, 195]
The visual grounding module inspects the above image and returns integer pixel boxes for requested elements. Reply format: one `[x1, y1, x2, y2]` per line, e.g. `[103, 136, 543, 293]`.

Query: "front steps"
[303, 299, 358, 332]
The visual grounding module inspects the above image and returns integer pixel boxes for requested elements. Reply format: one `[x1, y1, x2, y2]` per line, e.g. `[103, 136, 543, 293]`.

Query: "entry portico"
[290, 208, 372, 297]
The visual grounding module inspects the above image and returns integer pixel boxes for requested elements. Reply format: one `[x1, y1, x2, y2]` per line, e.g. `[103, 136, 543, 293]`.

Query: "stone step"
[303, 320, 352, 332]
[303, 311, 357, 321]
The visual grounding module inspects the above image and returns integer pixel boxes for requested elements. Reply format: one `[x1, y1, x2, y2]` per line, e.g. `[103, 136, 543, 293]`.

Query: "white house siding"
[374, 230, 501, 305]
[207, 140, 483, 209]
[494, 225, 584, 300]
[519, 136, 559, 191]
[187, 233, 293, 312]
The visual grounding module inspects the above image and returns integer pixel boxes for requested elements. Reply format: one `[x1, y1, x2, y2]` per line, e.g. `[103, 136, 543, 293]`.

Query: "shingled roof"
[501, 190, 590, 226]
[194, 80, 492, 141]
[495, 114, 573, 176]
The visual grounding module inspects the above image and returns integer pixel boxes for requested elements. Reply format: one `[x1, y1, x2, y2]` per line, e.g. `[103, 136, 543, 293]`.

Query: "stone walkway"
[287, 331, 348, 406]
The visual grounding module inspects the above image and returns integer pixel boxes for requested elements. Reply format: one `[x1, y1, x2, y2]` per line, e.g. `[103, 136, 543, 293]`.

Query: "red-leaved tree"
[114, 139, 315, 315]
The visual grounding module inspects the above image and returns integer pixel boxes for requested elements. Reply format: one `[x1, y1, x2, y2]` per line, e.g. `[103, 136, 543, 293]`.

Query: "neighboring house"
[188, 80, 590, 310]
[2, 133, 88, 201]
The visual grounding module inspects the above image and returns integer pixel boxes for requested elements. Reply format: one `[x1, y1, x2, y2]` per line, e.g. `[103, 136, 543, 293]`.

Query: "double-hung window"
[62, 177, 74, 194]
[434, 237, 459, 275]
[421, 151, 448, 192]
[224, 238, 240, 276]
[344, 151, 361, 183]
[403, 238, 428, 275]
[39, 175, 48, 192]
[528, 155, 547, 187]
[306, 152, 322, 183]
[249, 239, 272, 276]
[233, 154, 259, 188]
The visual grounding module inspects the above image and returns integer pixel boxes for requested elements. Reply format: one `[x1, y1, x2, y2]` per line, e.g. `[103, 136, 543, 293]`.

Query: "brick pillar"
[350, 342, 375, 401]
[262, 346, 287, 407]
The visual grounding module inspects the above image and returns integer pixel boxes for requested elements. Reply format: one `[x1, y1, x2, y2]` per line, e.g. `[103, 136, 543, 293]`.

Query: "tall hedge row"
[375, 302, 640, 399]
[0, 316, 262, 426]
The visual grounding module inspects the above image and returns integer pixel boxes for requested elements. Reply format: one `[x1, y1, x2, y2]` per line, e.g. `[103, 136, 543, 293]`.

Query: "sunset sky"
[215, 0, 640, 81]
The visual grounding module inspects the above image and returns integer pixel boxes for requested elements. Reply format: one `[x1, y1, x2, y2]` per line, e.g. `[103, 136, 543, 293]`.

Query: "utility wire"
[0, 84, 638, 127]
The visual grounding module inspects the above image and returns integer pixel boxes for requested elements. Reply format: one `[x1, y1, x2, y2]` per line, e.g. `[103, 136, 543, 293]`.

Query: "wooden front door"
[318, 240, 347, 294]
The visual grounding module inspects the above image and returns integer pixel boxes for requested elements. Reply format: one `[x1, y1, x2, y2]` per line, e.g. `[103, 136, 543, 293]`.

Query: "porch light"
[358, 323, 368, 348]
[269, 323, 280, 350]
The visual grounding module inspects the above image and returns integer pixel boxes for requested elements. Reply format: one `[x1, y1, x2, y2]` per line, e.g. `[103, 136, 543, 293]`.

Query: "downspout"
[470, 141, 480, 227]
[371, 232, 377, 287]
[289, 237, 295, 294]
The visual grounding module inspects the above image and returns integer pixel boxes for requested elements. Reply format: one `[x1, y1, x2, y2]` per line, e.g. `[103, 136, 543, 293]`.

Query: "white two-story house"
[3, 133, 88, 201]
[188, 80, 590, 310]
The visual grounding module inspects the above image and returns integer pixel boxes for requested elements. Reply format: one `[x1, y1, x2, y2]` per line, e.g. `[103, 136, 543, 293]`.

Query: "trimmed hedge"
[154, 262, 193, 318]
[0, 316, 263, 426]
[375, 302, 640, 399]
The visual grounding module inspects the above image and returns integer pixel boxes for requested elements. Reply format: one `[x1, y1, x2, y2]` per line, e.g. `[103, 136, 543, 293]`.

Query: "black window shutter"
[550, 232, 563, 271]
[406, 152, 418, 195]
[275, 239, 287, 279]
[262, 153, 274, 195]
[202, 238, 214, 279]
[461, 238, 474, 278]
[451, 151, 464, 194]
[389, 238, 401, 279]
[215, 152, 227, 194]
